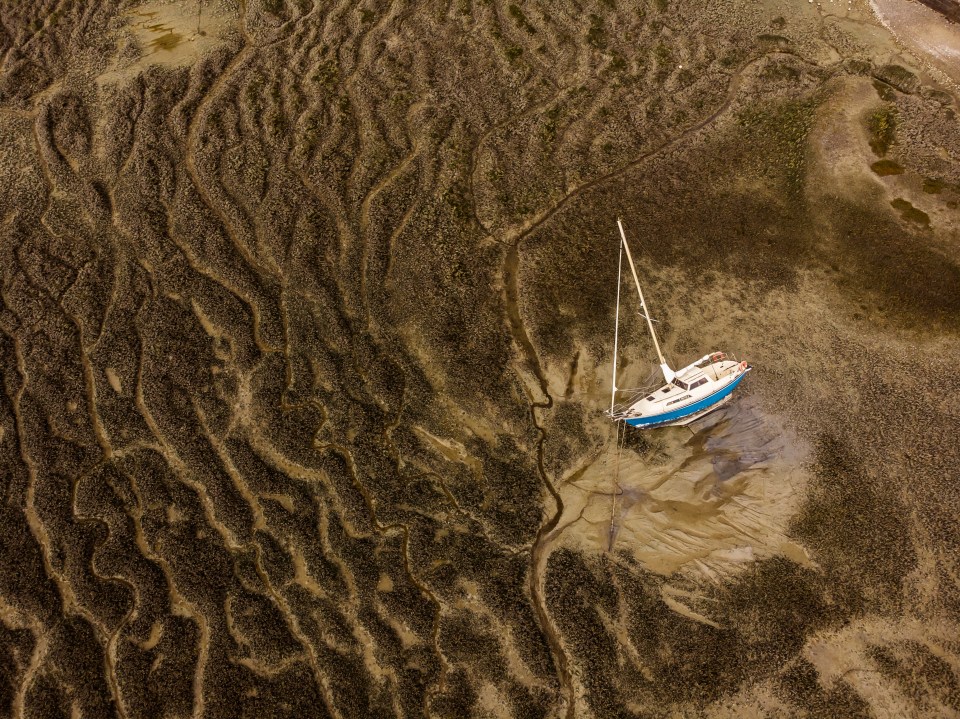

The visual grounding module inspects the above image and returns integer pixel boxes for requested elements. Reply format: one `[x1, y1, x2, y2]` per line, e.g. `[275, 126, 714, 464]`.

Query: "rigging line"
[607, 420, 627, 552]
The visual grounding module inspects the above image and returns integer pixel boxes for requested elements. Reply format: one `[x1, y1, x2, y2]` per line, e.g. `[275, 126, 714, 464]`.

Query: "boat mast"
[616, 219, 675, 383]
[610, 241, 623, 413]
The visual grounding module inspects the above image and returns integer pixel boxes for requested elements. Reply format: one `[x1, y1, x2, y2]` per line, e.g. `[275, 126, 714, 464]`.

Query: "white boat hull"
[612, 357, 751, 429]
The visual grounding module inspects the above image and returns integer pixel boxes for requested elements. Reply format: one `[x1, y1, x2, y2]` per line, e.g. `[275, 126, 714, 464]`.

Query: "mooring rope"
[608, 419, 627, 552]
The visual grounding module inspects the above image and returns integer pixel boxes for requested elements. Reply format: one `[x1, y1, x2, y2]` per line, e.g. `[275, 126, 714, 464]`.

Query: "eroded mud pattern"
[1, 0, 959, 717]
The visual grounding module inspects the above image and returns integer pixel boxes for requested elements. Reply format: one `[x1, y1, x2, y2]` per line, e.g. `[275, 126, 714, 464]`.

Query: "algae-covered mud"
[1, 0, 959, 716]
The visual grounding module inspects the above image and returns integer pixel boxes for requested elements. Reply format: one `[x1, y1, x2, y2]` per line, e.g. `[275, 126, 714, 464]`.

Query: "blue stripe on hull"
[625, 371, 748, 428]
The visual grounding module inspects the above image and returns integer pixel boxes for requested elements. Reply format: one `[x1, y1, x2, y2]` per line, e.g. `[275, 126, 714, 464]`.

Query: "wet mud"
[550, 398, 810, 584]
[1, 0, 960, 717]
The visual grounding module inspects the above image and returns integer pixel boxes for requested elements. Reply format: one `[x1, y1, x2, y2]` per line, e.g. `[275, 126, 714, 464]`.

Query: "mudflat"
[0, 0, 959, 717]
[917, 0, 960, 23]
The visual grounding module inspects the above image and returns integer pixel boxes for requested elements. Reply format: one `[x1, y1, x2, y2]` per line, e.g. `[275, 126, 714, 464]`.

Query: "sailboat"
[607, 219, 752, 429]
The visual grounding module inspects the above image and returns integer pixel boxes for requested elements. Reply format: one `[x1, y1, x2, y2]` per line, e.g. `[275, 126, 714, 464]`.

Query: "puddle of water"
[151, 32, 183, 52]
[922, 177, 951, 194]
[891, 197, 931, 226]
[871, 159, 904, 176]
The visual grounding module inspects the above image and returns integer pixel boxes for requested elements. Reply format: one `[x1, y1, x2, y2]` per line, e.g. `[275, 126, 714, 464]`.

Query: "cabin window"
[661, 387, 671, 394]
[667, 395, 692, 405]
[646, 395, 655, 401]
[691, 378, 707, 389]
[673, 379, 688, 391]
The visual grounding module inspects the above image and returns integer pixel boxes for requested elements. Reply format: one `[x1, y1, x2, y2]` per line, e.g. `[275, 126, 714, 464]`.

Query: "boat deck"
[611, 358, 745, 423]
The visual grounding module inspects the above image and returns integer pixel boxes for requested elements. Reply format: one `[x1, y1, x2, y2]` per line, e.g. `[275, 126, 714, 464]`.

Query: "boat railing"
[692, 351, 742, 368]
[606, 383, 659, 420]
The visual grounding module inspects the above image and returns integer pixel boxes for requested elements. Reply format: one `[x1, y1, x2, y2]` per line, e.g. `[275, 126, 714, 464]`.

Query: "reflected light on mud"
[552, 397, 813, 588]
